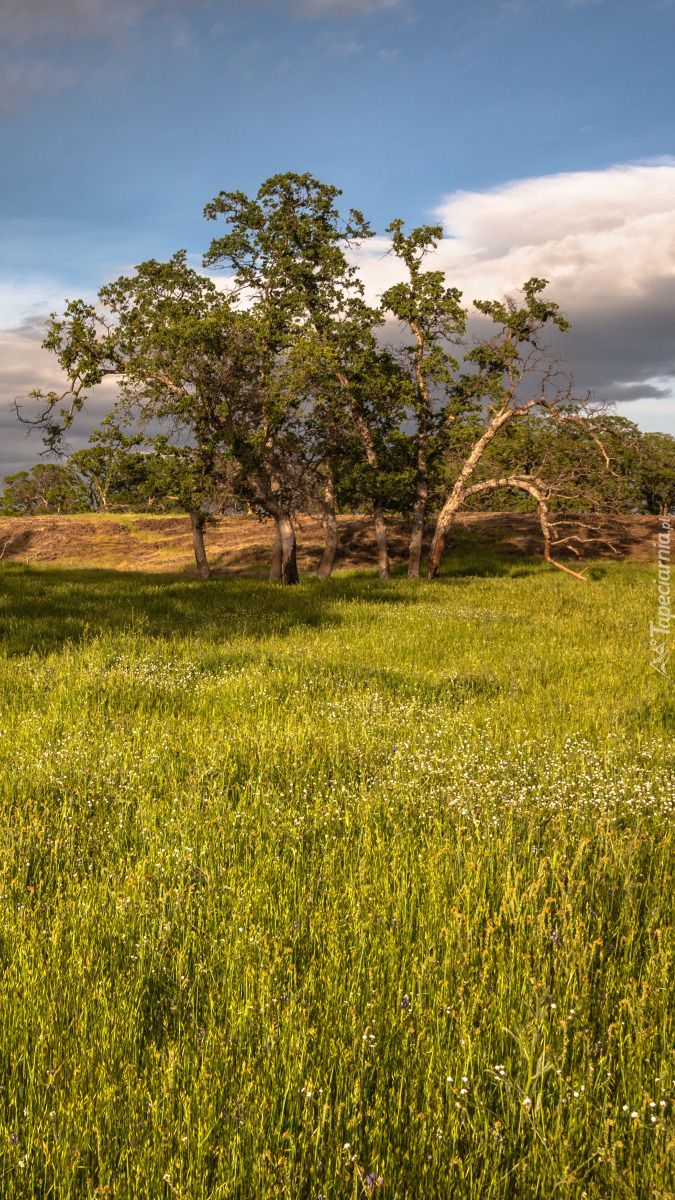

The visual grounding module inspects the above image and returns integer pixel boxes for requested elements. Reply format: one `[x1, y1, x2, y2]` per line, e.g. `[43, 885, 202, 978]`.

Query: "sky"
[1, 0, 674, 477]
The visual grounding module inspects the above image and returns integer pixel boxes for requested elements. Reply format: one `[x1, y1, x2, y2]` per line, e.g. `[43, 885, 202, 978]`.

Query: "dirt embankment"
[0, 511, 663, 576]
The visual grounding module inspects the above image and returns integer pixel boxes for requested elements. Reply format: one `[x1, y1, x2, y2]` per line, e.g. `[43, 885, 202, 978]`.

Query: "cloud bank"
[354, 161, 675, 418]
[0, 324, 120, 478]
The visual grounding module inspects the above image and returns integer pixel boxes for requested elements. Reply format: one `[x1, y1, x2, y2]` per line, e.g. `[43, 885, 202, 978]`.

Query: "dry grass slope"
[0, 511, 661, 576]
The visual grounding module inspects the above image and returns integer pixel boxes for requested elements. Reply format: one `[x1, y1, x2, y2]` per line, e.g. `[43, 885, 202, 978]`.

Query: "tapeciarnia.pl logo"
[650, 518, 672, 677]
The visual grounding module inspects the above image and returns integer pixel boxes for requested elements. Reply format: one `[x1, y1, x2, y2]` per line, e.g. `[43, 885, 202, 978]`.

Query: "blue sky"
[1, 0, 675, 474]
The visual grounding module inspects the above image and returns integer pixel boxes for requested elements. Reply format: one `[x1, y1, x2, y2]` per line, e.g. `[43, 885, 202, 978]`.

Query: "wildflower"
[631, 1112, 638, 1120]
[523, 1097, 532, 1107]
[400, 995, 411, 1010]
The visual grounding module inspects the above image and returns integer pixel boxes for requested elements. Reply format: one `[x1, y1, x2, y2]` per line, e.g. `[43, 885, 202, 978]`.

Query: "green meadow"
[0, 552, 673, 1198]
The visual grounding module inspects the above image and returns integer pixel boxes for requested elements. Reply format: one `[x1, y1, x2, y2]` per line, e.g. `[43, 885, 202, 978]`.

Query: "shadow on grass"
[0, 549, 549, 658]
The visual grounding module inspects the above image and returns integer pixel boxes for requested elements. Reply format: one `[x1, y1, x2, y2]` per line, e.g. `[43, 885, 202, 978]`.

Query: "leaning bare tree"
[424, 278, 624, 579]
[439, 402, 641, 577]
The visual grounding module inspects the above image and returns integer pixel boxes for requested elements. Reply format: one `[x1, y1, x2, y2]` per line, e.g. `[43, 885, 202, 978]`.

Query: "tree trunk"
[461, 474, 590, 581]
[426, 409, 516, 579]
[408, 331, 430, 578]
[341, 383, 390, 580]
[408, 492, 426, 578]
[317, 469, 338, 580]
[426, 501, 459, 579]
[271, 510, 299, 585]
[269, 522, 283, 582]
[373, 500, 390, 580]
[247, 464, 298, 586]
[408, 432, 428, 578]
[190, 510, 211, 580]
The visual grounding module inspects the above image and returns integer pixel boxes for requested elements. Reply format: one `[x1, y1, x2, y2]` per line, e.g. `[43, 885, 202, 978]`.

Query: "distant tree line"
[10, 173, 675, 582]
[4, 417, 674, 527]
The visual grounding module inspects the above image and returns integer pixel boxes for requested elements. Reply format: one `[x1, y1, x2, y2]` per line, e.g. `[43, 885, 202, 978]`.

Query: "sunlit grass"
[0, 553, 673, 1197]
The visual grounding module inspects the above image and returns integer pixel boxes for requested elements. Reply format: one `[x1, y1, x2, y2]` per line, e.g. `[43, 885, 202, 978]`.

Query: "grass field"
[0, 550, 673, 1198]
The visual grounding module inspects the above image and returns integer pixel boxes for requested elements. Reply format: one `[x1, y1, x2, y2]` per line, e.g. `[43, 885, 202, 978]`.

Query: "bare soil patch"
[0, 511, 661, 576]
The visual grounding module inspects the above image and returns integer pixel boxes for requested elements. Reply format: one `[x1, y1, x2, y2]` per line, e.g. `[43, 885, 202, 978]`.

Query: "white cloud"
[352, 161, 675, 428]
[433, 160, 675, 301]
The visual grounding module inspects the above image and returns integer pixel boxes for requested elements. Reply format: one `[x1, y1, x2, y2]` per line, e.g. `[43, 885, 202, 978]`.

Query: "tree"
[0, 462, 89, 515]
[21, 253, 260, 579]
[638, 432, 675, 516]
[20, 245, 325, 583]
[203, 171, 401, 581]
[287, 324, 408, 578]
[68, 414, 149, 511]
[381, 220, 466, 576]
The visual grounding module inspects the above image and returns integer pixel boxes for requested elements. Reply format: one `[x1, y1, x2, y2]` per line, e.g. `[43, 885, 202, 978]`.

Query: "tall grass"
[0, 553, 673, 1198]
